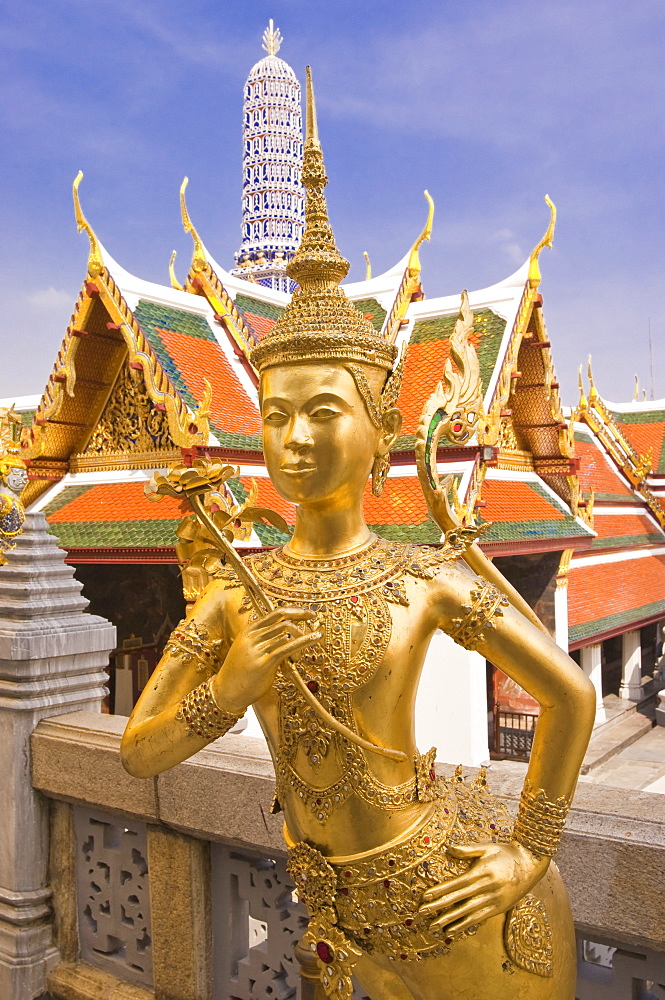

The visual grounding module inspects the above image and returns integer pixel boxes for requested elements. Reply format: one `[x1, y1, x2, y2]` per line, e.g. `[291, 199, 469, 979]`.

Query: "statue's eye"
[311, 407, 338, 420]
[263, 410, 288, 423]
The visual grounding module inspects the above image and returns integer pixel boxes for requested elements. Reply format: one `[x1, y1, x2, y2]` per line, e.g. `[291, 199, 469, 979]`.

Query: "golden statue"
[0, 405, 29, 564]
[122, 68, 595, 1000]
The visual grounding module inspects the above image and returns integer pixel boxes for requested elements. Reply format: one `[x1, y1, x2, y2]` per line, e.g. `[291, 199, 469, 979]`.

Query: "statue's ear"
[378, 408, 402, 456]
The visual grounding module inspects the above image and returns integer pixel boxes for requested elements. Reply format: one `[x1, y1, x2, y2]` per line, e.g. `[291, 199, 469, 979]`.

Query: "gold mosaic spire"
[250, 67, 397, 374]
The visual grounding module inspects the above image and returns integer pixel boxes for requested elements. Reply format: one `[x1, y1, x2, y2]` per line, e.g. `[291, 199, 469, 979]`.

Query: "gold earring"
[372, 454, 390, 497]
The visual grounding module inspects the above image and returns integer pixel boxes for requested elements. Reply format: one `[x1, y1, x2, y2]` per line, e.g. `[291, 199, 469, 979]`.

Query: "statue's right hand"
[211, 607, 319, 715]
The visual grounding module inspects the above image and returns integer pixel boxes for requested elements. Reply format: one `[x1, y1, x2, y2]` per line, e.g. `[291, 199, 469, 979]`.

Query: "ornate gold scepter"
[146, 458, 408, 762]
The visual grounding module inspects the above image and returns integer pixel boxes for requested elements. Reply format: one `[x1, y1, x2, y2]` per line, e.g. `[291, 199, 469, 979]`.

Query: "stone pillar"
[415, 630, 489, 766]
[619, 629, 643, 702]
[554, 575, 570, 651]
[0, 513, 116, 999]
[580, 643, 606, 724]
[554, 550, 572, 651]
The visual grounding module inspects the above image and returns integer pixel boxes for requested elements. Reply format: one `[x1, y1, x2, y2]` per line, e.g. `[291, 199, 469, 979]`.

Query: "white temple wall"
[415, 629, 490, 767]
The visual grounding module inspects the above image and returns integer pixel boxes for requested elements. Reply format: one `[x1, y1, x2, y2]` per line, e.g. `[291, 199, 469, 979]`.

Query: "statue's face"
[5, 466, 28, 493]
[261, 363, 383, 505]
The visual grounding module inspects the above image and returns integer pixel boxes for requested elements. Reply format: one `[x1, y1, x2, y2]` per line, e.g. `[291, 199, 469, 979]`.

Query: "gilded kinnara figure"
[122, 67, 595, 1000]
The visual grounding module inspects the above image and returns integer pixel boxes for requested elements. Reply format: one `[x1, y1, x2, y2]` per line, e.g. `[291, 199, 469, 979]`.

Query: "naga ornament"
[417, 289, 484, 490]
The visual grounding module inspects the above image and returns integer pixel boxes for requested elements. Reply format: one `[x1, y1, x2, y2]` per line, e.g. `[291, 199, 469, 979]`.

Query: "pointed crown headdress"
[250, 68, 399, 387]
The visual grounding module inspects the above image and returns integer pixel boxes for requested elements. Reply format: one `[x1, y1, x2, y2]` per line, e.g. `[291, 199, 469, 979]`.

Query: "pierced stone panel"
[73, 807, 152, 989]
[211, 844, 370, 1000]
[577, 934, 665, 999]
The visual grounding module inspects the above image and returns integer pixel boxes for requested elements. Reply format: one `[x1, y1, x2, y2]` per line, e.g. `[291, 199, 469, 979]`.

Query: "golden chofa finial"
[73, 171, 104, 277]
[180, 177, 208, 273]
[633, 374, 640, 402]
[528, 194, 557, 288]
[262, 19, 282, 56]
[169, 250, 184, 291]
[577, 364, 588, 411]
[363, 252, 372, 281]
[587, 354, 598, 401]
[408, 190, 435, 277]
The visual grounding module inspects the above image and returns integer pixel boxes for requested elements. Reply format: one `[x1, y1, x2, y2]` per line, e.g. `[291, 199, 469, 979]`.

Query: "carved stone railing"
[31, 712, 665, 1000]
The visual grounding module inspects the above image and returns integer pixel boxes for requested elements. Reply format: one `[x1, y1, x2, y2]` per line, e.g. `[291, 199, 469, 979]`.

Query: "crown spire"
[250, 66, 397, 376]
[262, 19, 282, 56]
[286, 66, 350, 290]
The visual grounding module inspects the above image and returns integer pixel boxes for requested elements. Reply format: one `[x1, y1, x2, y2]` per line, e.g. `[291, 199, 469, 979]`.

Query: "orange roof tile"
[568, 555, 665, 632]
[593, 513, 660, 541]
[481, 480, 565, 523]
[241, 476, 297, 523]
[242, 312, 279, 340]
[156, 327, 262, 436]
[616, 419, 665, 472]
[397, 341, 457, 438]
[48, 483, 187, 524]
[575, 438, 634, 497]
[363, 476, 432, 525]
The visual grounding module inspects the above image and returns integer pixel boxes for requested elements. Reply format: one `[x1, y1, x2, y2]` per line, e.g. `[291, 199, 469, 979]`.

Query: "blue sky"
[1, 0, 664, 404]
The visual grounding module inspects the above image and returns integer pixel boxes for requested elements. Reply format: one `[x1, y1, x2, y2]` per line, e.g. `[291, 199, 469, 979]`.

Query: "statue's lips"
[280, 464, 316, 476]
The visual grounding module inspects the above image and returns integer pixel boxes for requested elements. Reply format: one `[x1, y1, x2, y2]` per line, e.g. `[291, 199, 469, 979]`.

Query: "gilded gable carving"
[84, 365, 174, 456]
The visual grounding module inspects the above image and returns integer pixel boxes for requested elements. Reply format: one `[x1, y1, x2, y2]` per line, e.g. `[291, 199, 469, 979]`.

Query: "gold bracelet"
[176, 677, 244, 740]
[513, 779, 571, 858]
[448, 580, 509, 650]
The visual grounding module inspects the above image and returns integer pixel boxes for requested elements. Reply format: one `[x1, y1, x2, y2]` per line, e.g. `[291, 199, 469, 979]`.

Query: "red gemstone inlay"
[429, 769, 436, 780]
[350, 595, 359, 603]
[400, 953, 408, 960]
[405, 919, 413, 927]
[345, 871, 352, 878]
[383, 879, 391, 889]
[423, 836, 430, 844]
[452, 422, 463, 432]
[307, 680, 319, 693]
[340, 887, 349, 896]
[445, 937, 453, 945]
[316, 941, 334, 964]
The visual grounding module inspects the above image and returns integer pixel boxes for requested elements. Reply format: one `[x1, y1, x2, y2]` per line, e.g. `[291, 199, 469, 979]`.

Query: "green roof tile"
[41, 485, 95, 517]
[48, 518, 180, 549]
[570, 598, 665, 644]
[351, 298, 387, 333]
[234, 294, 285, 322]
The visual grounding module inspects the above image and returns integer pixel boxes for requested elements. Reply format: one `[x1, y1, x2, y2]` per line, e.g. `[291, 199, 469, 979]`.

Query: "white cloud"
[26, 287, 74, 310]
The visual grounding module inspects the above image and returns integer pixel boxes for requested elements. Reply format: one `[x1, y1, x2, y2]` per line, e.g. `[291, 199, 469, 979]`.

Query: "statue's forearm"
[481, 611, 596, 802]
[121, 701, 212, 778]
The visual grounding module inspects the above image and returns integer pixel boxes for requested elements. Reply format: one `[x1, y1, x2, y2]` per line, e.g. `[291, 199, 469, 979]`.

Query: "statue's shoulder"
[402, 526, 481, 581]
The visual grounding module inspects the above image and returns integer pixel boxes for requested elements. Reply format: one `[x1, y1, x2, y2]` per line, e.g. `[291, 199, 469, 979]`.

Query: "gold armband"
[164, 620, 225, 673]
[513, 779, 571, 858]
[448, 580, 509, 650]
[176, 677, 244, 740]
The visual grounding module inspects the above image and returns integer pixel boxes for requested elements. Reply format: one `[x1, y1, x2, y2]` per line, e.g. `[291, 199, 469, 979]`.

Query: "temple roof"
[568, 552, 665, 646]
[605, 399, 665, 475]
[567, 415, 665, 645]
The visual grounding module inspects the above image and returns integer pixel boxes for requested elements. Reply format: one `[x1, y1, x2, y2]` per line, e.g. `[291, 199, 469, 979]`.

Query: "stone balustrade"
[29, 712, 665, 1000]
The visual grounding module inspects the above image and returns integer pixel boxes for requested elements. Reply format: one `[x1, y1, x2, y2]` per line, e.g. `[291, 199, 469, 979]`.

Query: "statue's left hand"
[418, 841, 549, 935]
